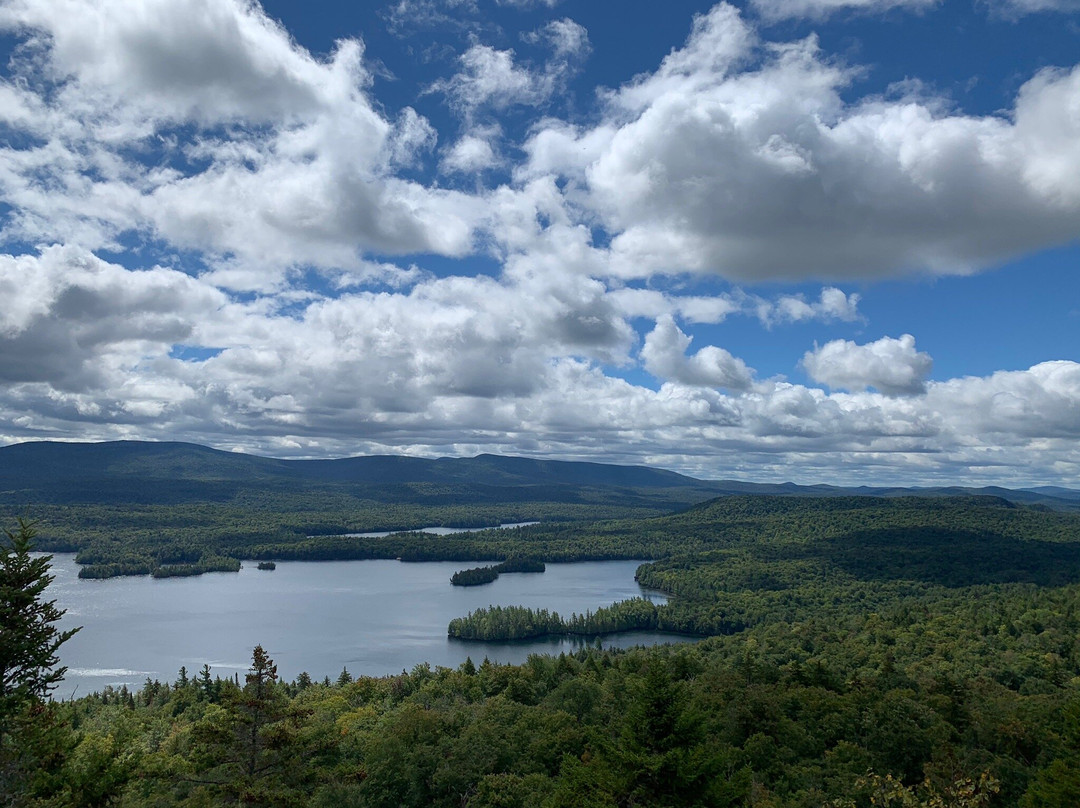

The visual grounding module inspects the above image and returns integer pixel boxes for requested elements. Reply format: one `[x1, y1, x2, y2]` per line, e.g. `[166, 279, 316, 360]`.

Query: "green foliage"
[495, 558, 546, 574]
[0, 519, 83, 804]
[450, 559, 547, 587]
[0, 441, 721, 576]
[0, 519, 80, 707]
[451, 566, 501, 586]
[150, 556, 241, 578]
[449, 598, 664, 640]
[29, 594, 1080, 808]
[10, 493, 1080, 805]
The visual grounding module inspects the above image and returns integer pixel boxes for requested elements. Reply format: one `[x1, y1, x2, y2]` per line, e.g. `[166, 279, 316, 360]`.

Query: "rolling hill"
[1, 440, 1077, 510]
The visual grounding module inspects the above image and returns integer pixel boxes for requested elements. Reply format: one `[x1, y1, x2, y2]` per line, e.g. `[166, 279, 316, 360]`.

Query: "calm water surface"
[338, 521, 538, 538]
[44, 554, 693, 696]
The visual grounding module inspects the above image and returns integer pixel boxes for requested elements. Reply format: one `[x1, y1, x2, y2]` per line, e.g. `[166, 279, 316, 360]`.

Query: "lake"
[43, 554, 696, 697]
[336, 521, 539, 538]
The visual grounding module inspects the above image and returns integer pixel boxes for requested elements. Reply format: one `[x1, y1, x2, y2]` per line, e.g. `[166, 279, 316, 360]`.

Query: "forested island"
[450, 558, 546, 586]
[448, 598, 662, 639]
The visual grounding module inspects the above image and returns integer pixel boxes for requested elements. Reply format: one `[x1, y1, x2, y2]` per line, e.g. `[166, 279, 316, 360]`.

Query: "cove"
[44, 554, 696, 697]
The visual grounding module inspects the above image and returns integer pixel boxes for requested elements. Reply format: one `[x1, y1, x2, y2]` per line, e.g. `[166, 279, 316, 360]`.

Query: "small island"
[448, 597, 664, 641]
[151, 557, 243, 578]
[450, 558, 546, 586]
[257, 561, 277, 571]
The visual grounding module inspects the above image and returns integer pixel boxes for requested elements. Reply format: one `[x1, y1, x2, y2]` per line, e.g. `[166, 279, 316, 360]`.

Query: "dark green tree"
[197, 663, 215, 702]
[0, 518, 80, 803]
[0, 518, 79, 710]
[186, 645, 313, 805]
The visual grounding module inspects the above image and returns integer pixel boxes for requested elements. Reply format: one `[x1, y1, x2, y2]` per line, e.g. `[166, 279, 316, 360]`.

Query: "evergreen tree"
[186, 645, 312, 805]
[0, 518, 80, 804]
[197, 664, 214, 702]
[0, 519, 79, 711]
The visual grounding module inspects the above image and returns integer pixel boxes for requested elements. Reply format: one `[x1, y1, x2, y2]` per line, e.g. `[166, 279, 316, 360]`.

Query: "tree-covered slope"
[8, 493, 1080, 806]
[0, 441, 714, 505]
[4, 440, 1078, 507]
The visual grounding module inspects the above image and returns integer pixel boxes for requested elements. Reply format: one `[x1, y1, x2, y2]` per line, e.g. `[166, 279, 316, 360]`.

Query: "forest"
[4, 490, 1080, 806]
[5, 441, 1078, 580]
[450, 558, 547, 586]
[447, 598, 663, 640]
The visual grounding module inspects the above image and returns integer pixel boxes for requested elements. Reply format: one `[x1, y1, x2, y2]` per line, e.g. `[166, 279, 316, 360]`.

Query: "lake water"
[337, 521, 539, 538]
[43, 554, 695, 697]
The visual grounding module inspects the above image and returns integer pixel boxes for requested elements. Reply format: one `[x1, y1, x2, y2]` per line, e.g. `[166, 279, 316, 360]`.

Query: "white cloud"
[752, 0, 1080, 20]
[607, 286, 859, 327]
[607, 288, 741, 324]
[0, 0, 479, 277]
[523, 18, 590, 61]
[988, 0, 1080, 16]
[2, 249, 1079, 485]
[802, 334, 933, 395]
[0, 0, 365, 127]
[441, 129, 502, 174]
[434, 44, 546, 114]
[0, 246, 227, 393]
[641, 315, 754, 390]
[751, 0, 939, 22]
[0, 1, 1079, 488]
[496, 0, 560, 8]
[522, 3, 1080, 282]
[757, 287, 862, 326]
[432, 18, 588, 119]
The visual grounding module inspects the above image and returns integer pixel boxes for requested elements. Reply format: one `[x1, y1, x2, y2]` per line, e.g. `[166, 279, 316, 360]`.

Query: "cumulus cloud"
[802, 334, 933, 395]
[607, 286, 860, 327]
[434, 45, 546, 113]
[523, 18, 590, 62]
[988, 0, 1080, 16]
[752, 0, 1080, 20]
[751, 0, 939, 22]
[1, 1, 1079, 488]
[0, 0, 478, 278]
[496, 0, 560, 8]
[607, 288, 741, 324]
[441, 131, 502, 174]
[522, 3, 1080, 282]
[0, 246, 227, 395]
[431, 18, 588, 119]
[756, 288, 862, 326]
[0, 245, 635, 432]
[0, 0, 368, 127]
[2, 248, 1080, 485]
[641, 315, 754, 390]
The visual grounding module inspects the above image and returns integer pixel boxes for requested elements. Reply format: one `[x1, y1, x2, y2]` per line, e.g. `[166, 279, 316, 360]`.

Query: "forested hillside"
[0, 441, 731, 577]
[10, 561, 1080, 806]
[2, 441, 1077, 578]
[0, 441, 715, 505]
[5, 491, 1080, 806]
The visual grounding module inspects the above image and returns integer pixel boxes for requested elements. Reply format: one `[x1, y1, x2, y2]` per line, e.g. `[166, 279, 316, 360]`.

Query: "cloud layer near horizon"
[0, 0, 1078, 486]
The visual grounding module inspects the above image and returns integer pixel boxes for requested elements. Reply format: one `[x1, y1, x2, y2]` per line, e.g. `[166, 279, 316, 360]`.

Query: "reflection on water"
[42, 554, 694, 696]
[337, 521, 539, 538]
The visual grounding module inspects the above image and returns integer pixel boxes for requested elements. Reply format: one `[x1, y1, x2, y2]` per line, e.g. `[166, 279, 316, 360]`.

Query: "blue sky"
[0, 0, 1078, 485]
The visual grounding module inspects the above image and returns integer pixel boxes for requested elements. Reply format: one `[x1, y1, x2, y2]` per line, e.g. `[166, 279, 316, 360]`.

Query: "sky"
[0, 0, 1078, 486]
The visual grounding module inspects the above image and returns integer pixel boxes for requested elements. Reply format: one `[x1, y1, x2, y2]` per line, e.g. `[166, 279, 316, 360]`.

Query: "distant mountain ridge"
[0, 440, 701, 489]
[1, 440, 1077, 510]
